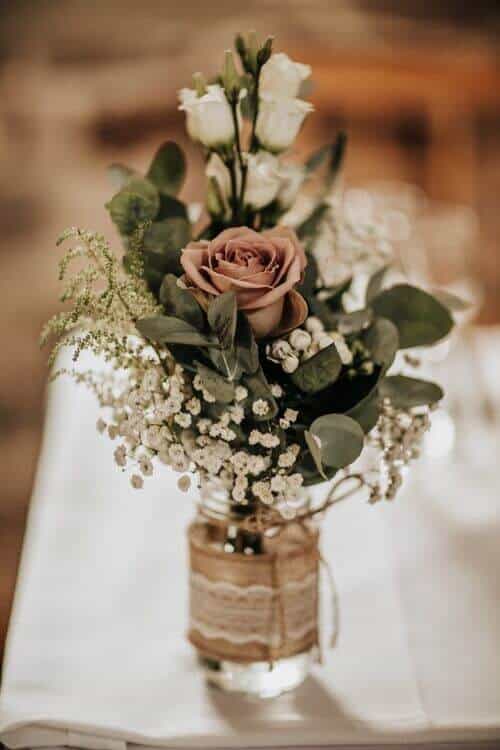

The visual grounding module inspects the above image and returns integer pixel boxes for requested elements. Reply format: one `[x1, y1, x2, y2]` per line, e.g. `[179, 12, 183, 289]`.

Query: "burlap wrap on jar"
[188, 522, 320, 663]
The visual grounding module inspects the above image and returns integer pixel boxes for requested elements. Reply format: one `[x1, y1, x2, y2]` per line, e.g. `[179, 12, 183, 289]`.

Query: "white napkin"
[0, 343, 499, 748]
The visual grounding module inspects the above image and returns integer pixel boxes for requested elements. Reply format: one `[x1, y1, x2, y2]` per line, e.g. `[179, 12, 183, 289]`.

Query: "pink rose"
[180, 226, 308, 338]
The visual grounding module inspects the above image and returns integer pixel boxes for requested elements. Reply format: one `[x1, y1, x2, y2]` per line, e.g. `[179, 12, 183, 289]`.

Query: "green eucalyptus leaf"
[366, 265, 389, 303]
[195, 361, 235, 403]
[146, 141, 186, 196]
[106, 178, 160, 235]
[321, 276, 353, 310]
[346, 389, 380, 433]
[297, 253, 319, 299]
[209, 346, 242, 381]
[143, 217, 191, 254]
[296, 452, 337, 487]
[291, 343, 342, 394]
[159, 275, 204, 330]
[208, 292, 238, 350]
[379, 375, 443, 409]
[304, 430, 327, 479]
[362, 318, 399, 371]
[297, 203, 329, 241]
[371, 284, 453, 348]
[332, 308, 373, 335]
[244, 368, 278, 420]
[235, 312, 259, 375]
[310, 413, 364, 469]
[305, 144, 331, 173]
[157, 193, 188, 221]
[136, 315, 216, 347]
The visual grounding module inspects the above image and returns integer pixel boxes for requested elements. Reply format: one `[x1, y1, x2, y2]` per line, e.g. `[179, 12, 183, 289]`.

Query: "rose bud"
[205, 152, 281, 218]
[180, 226, 308, 339]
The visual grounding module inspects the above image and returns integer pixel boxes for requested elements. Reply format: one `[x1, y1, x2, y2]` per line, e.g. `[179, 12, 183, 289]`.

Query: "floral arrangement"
[43, 33, 456, 526]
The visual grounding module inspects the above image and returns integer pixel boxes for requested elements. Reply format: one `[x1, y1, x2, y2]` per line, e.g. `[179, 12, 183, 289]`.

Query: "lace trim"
[189, 570, 318, 647]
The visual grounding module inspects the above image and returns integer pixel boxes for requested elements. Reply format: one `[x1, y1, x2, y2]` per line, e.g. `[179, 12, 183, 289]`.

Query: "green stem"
[249, 66, 262, 153]
[230, 96, 248, 214]
[226, 156, 239, 225]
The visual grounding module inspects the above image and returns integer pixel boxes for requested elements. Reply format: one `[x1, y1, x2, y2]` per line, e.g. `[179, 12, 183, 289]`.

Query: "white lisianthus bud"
[276, 162, 306, 209]
[206, 153, 232, 218]
[289, 328, 312, 352]
[178, 84, 235, 148]
[205, 151, 280, 215]
[256, 94, 314, 153]
[260, 52, 311, 98]
[245, 151, 281, 208]
[282, 354, 300, 373]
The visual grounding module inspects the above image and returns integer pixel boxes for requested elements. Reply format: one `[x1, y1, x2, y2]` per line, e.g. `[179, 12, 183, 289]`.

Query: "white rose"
[256, 94, 314, 153]
[205, 151, 280, 216]
[260, 52, 311, 98]
[178, 84, 234, 148]
[276, 162, 305, 209]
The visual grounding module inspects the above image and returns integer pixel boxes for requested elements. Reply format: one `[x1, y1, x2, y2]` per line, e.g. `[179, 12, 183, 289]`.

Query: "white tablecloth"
[1, 335, 500, 748]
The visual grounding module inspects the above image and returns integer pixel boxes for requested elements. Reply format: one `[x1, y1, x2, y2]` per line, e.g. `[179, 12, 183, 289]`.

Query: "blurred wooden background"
[1, 0, 500, 662]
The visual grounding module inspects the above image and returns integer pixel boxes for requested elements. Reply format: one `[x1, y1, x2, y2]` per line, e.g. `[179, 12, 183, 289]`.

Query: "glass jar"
[187, 491, 319, 698]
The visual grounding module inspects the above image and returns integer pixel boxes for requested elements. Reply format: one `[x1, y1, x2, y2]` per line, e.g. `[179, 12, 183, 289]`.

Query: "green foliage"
[159, 275, 204, 330]
[136, 315, 216, 347]
[346, 389, 380, 433]
[42, 228, 160, 368]
[362, 318, 399, 372]
[291, 343, 342, 394]
[146, 141, 186, 197]
[365, 265, 389, 303]
[379, 375, 443, 409]
[307, 413, 364, 471]
[106, 178, 160, 235]
[371, 284, 453, 348]
[207, 292, 238, 350]
[195, 361, 235, 403]
[332, 308, 373, 335]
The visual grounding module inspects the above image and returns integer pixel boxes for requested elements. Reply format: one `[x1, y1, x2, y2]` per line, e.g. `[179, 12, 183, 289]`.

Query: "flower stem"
[230, 96, 248, 215]
[249, 66, 262, 153]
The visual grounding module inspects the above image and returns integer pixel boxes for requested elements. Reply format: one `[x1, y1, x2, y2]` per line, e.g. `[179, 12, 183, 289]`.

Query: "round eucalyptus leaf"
[363, 318, 399, 371]
[371, 284, 453, 349]
[291, 343, 342, 394]
[379, 375, 443, 409]
[310, 413, 365, 469]
[106, 178, 159, 235]
[147, 141, 186, 196]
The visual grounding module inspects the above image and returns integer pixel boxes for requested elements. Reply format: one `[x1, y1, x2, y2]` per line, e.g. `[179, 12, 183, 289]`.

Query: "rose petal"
[180, 244, 220, 295]
[264, 225, 307, 273]
[246, 298, 285, 338]
[271, 289, 309, 338]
